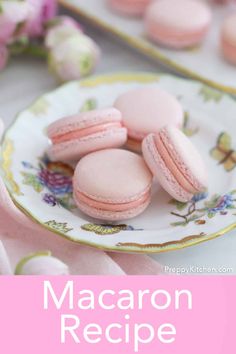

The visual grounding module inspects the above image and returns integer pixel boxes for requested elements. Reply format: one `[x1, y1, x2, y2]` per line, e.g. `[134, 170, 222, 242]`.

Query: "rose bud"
[48, 33, 100, 82]
[45, 16, 82, 49]
[15, 251, 70, 275]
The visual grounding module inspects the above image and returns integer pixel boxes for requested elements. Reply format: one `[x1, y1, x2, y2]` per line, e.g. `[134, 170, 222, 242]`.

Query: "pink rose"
[0, 45, 9, 71]
[0, 1, 30, 44]
[26, 0, 58, 38]
[41, 0, 58, 22]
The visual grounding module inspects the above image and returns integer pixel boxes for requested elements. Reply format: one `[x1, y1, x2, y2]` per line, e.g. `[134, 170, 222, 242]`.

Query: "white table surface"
[0, 9, 235, 275]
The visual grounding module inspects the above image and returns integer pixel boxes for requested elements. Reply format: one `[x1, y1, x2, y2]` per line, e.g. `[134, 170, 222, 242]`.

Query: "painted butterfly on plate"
[210, 132, 236, 172]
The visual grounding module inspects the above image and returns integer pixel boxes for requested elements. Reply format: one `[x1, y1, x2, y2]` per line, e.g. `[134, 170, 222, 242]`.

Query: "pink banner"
[0, 276, 235, 353]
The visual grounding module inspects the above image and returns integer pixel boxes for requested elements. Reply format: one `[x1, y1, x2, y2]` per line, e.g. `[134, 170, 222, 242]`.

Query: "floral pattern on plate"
[21, 155, 75, 210]
[170, 191, 236, 227]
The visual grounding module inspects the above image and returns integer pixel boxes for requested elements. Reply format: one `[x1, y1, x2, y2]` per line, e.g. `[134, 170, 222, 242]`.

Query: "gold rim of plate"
[59, 0, 236, 95]
[2, 72, 236, 254]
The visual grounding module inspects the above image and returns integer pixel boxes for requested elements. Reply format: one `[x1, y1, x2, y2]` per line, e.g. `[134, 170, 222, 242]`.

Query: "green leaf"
[169, 199, 188, 211]
[21, 172, 43, 193]
[9, 36, 29, 56]
[227, 205, 236, 210]
[208, 212, 216, 219]
[171, 212, 205, 227]
[44, 220, 73, 233]
[170, 221, 188, 227]
[44, 17, 62, 30]
[80, 98, 97, 112]
[30, 97, 50, 116]
[199, 86, 223, 103]
[81, 223, 128, 235]
[79, 53, 93, 76]
[13, 21, 26, 37]
[182, 112, 199, 137]
[188, 213, 205, 223]
[58, 196, 75, 211]
[197, 207, 208, 213]
[204, 194, 221, 208]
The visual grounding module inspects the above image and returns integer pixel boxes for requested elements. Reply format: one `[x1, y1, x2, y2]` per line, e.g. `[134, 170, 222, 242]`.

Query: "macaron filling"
[155, 134, 201, 194]
[127, 120, 183, 146]
[74, 189, 151, 212]
[128, 128, 147, 142]
[51, 121, 123, 144]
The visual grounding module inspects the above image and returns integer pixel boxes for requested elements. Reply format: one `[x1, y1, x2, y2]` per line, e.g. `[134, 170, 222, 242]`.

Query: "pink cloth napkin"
[0, 119, 163, 275]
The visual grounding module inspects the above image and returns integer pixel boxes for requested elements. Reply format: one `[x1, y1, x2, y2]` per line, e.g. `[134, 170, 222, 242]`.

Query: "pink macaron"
[145, 0, 212, 49]
[142, 126, 208, 202]
[47, 107, 127, 161]
[108, 0, 151, 16]
[73, 149, 153, 221]
[221, 14, 236, 65]
[114, 86, 184, 152]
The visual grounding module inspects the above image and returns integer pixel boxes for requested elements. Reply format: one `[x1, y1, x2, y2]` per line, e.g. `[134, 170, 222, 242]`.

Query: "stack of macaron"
[107, 0, 236, 66]
[47, 86, 208, 221]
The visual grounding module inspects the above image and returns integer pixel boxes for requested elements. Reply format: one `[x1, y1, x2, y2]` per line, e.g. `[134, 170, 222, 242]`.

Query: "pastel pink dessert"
[47, 108, 127, 161]
[73, 149, 153, 221]
[114, 86, 184, 152]
[142, 126, 208, 202]
[108, 0, 151, 16]
[221, 14, 236, 65]
[145, 0, 212, 49]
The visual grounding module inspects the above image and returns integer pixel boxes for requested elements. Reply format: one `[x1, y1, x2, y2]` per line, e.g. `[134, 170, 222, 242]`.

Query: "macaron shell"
[74, 194, 151, 221]
[159, 126, 208, 192]
[114, 87, 183, 141]
[48, 127, 127, 161]
[145, 0, 211, 32]
[74, 149, 152, 203]
[51, 122, 122, 144]
[146, 23, 209, 49]
[142, 134, 193, 202]
[47, 107, 122, 138]
[145, 0, 211, 48]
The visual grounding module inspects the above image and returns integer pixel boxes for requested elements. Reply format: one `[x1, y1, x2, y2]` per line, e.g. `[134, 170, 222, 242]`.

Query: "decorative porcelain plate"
[1, 72, 236, 253]
[60, 0, 236, 95]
